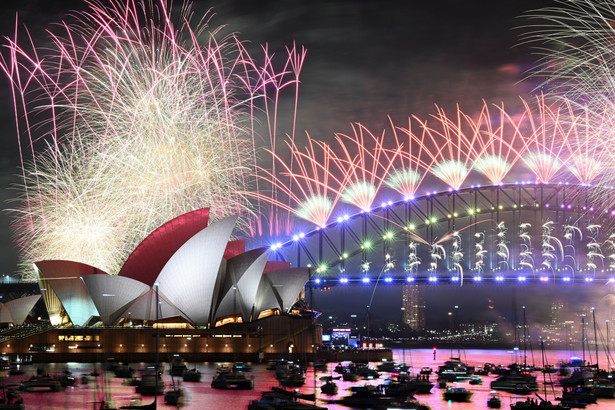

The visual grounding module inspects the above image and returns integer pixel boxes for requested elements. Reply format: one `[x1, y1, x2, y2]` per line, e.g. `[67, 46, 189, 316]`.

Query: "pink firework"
[519, 95, 574, 183]
[1, 0, 305, 276]
[254, 136, 350, 228]
[387, 117, 438, 198]
[407, 105, 482, 190]
[331, 123, 402, 212]
[472, 101, 527, 185]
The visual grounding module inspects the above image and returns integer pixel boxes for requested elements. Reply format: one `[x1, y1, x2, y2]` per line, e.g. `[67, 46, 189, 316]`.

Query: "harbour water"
[5, 348, 615, 409]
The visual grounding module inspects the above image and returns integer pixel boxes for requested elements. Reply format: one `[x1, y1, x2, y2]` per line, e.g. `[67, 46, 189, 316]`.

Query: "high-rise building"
[401, 284, 426, 329]
[550, 300, 568, 325]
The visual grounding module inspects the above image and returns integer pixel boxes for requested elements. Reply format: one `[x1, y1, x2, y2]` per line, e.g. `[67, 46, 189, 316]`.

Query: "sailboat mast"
[582, 317, 586, 364]
[593, 308, 599, 369]
[523, 306, 527, 369]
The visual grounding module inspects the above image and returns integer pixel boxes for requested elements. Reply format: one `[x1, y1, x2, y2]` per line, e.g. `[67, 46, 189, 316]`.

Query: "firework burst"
[2, 0, 303, 278]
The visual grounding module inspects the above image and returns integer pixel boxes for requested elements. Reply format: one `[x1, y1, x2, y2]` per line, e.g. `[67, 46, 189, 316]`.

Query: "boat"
[556, 386, 597, 406]
[341, 371, 360, 382]
[334, 362, 347, 374]
[382, 373, 433, 396]
[233, 362, 252, 372]
[347, 362, 379, 379]
[590, 378, 615, 398]
[442, 386, 472, 402]
[113, 364, 134, 379]
[0, 387, 24, 410]
[510, 397, 568, 410]
[314, 360, 327, 372]
[419, 367, 432, 375]
[436, 357, 474, 381]
[249, 389, 326, 410]
[182, 368, 201, 382]
[376, 360, 407, 373]
[169, 356, 187, 377]
[135, 372, 164, 395]
[542, 364, 558, 374]
[18, 375, 64, 392]
[490, 372, 538, 392]
[271, 387, 315, 402]
[164, 386, 185, 406]
[469, 375, 482, 385]
[487, 392, 502, 408]
[278, 368, 306, 387]
[335, 385, 393, 408]
[119, 397, 156, 409]
[320, 380, 338, 395]
[211, 370, 253, 389]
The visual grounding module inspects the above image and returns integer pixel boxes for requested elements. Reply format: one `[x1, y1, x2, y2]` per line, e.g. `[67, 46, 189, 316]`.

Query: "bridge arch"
[269, 182, 615, 285]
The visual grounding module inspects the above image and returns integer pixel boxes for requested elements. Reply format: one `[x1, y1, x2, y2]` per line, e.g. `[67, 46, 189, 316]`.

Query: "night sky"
[0, 0, 610, 326]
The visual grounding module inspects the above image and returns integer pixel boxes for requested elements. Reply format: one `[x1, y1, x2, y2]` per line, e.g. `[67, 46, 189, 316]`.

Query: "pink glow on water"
[10, 348, 615, 409]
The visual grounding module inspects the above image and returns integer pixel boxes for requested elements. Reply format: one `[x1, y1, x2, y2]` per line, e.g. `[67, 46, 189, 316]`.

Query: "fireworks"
[264, 96, 613, 228]
[7, 0, 615, 283]
[2, 0, 303, 278]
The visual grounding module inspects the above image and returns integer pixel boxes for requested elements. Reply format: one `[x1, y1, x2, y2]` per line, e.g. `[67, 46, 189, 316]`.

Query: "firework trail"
[332, 123, 402, 212]
[520, 0, 615, 190]
[1, 0, 302, 279]
[254, 136, 350, 228]
[473, 102, 527, 185]
[411, 105, 482, 190]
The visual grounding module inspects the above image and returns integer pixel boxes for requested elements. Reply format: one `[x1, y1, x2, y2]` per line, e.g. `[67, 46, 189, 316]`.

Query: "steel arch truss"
[269, 183, 615, 285]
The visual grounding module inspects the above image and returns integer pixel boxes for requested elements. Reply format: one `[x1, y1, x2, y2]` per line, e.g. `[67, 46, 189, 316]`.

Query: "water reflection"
[3, 349, 615, 409]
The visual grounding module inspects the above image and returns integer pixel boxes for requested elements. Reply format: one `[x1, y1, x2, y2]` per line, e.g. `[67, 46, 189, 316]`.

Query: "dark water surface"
[6, 349, 615, 409]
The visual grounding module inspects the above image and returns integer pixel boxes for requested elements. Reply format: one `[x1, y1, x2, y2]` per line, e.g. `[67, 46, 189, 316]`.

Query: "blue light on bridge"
[340, 277, 349, 284]
[540, 276, 549, 282]
[451, 276, 460, 282]
[585, 277, 594, 282]
[384, 277, 393, 283]
[428, 276, 438, 283]
[517, 276, 526, 282]
[495, 276, 504, 282]
[473, 276, 482, 282]
[562, 276, 571, 282]
[406, 276, 415, 283]
[314, 278, 321, 285]
[361, 277, 370, 284]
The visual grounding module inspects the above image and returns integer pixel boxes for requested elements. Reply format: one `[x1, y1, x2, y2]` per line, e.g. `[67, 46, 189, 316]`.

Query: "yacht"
[436, 357, 474, 381]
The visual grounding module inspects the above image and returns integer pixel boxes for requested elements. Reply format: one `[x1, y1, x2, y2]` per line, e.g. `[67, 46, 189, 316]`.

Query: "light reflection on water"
[5, 349, 615, 409]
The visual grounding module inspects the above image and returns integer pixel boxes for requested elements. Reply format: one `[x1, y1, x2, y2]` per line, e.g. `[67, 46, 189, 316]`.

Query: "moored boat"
[211, 370, 253, 390]
[320, 380, 338, 395]
[436, 358, 474, 381]
[487, 392, 502, 408]
[442, 386, 472, 402]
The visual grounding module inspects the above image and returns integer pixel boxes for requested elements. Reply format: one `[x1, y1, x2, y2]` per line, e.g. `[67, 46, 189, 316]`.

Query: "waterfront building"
[0, 208, 323, 362]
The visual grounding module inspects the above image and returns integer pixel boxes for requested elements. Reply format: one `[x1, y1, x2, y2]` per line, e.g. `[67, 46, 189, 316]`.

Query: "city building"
[401, 284, 426, 329]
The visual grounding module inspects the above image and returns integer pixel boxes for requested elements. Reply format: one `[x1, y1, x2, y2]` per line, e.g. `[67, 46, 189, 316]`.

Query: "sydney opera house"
[0, 208, 320, 362]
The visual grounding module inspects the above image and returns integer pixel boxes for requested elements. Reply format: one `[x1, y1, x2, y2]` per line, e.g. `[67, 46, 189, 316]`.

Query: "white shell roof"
[213, 247, 270, 322]
[119, 289, 187, 321]
[4, 295, 41, 325]
[253, 268, 308, 317]
[154, 215, 237, 326]
[34, 261, 99, 327]
[0, 304, 12, 323]
[82, 275, 150, 325]
[267, 268, 309, 312]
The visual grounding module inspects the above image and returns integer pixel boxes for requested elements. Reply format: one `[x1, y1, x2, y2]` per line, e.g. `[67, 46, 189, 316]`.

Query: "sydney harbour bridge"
[267, 182, 615, 287]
